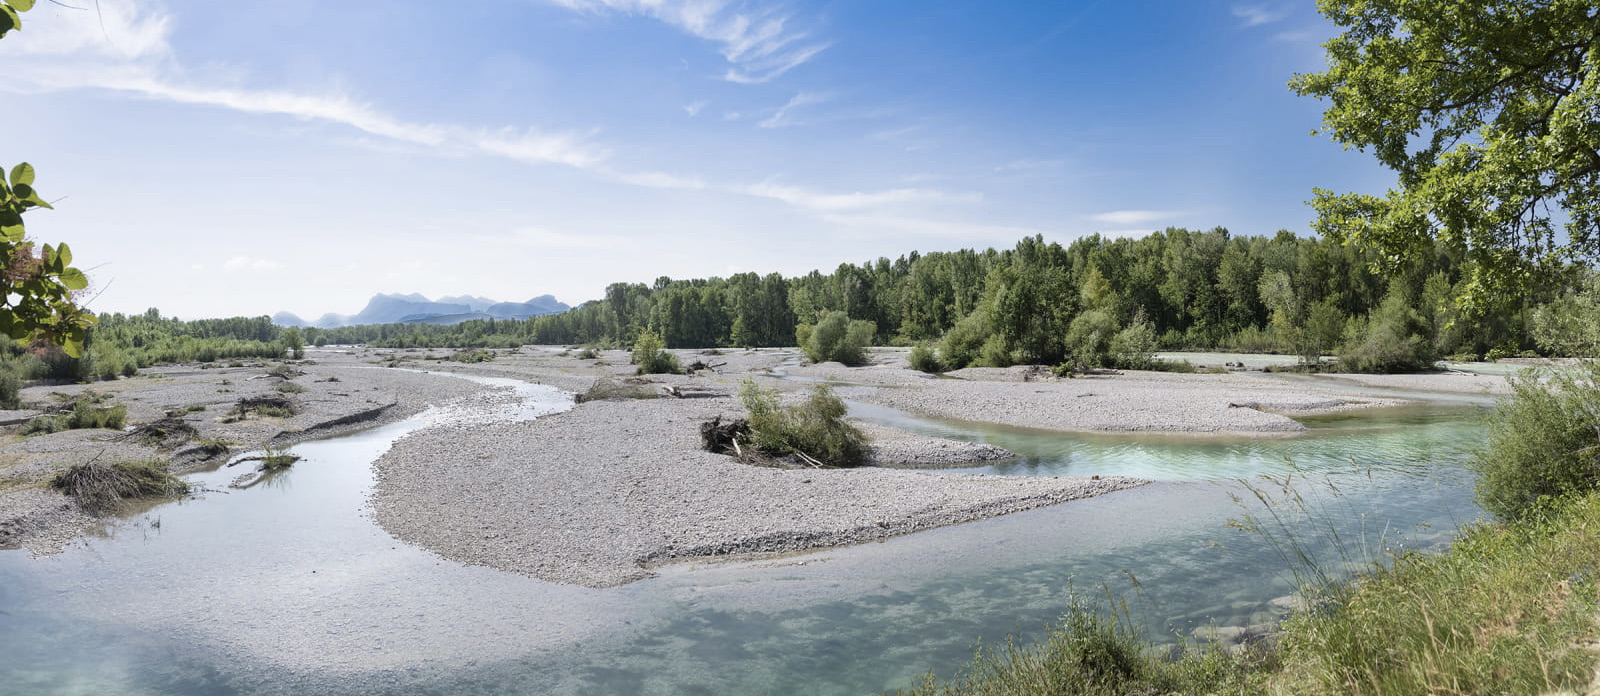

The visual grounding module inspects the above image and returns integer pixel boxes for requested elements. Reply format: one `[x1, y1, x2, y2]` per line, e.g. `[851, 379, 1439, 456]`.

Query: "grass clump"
[50, 458, 189, 512]
[895, 594, 1254, 696]
[736, 379, 868, 467]
[575, 376, 661, 402]
[274, 381, 307, 394]
[632, 329, 682, 375]
[20, 393, 128, 435]
[1471, 360, 1600, 521]
[449, 349, 495, 363]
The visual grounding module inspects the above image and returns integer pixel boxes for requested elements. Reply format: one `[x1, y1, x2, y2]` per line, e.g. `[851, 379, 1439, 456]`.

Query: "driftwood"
[684, 360, 727, 373]
[698, 416, 829, 468]
[700, 415, 750, 455]
[114, 416, 198, 450]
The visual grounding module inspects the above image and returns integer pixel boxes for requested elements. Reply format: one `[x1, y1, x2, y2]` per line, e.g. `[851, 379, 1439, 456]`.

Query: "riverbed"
[0, 348, 1494, 694]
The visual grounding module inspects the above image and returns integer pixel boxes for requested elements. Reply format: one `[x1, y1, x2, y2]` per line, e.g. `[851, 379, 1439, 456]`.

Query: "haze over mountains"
[273, 293, 571, 328]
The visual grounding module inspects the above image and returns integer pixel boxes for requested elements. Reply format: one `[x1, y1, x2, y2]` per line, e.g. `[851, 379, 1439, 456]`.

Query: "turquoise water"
[0, 389, 1487, 695]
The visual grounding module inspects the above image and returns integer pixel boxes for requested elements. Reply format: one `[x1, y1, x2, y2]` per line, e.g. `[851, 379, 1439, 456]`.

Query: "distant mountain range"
[273, 293, 571, 328]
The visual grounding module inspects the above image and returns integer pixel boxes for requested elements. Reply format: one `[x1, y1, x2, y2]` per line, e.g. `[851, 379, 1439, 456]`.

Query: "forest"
[295, 227, 1597, 370]
[4, 227, 1597, 387]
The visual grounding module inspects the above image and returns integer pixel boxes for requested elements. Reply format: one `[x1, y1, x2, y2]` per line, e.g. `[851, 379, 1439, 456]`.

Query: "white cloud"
[744, 182, 981, 212]
[818, 212, 1041, 242]
[1087, 210, 1181, 226]
[5, 4, 609, 172]
[1231, 4, 1289, 27]
[480, 228, 625, 251]
[222, 256, 284, 272]
[551, 0, 830, 84]
[758, 91, 829, 128]
[611, 170, 708, 190]
[683, 99, 708, 116]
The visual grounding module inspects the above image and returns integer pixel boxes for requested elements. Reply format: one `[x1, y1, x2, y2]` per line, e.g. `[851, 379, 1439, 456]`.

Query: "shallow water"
[0, 378, 1486, 695]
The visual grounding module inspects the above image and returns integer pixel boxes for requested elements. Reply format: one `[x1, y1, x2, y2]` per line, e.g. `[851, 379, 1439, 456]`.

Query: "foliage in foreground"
[1290, 0, 1600, 311]
[900, 489, 1600, 696]
[50, 459, 189, 512]
[1472, 359, 1600, 521]
[738, 380, 868, 467]
[1265, 491, 1600, 695]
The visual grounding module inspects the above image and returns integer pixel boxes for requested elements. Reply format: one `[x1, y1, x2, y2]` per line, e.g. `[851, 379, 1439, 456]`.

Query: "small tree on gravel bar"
[737, 379, 868, 467]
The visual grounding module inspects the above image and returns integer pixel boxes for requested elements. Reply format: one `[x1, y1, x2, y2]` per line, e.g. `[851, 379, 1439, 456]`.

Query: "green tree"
[2, 2, 97, 357]
[282, 326, 305, 359]
[1292, 0, 1600, 312]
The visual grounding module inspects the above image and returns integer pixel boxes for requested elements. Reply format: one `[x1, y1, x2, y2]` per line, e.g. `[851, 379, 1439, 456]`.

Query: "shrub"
[632, 329, 682, 375]
[1472, 360, 1600, 521]
[1064, 309, 1118, 369]
[1337, 289, 1437, 373]
[908, 343, 943, 373]
[274, 382, 307, 394]
[1108, 310, 1158, 370]
[50, 459, 188, 512]
[799, 311, 875, 366]
[0, 361, 20, 410]
[738, 380, 868, 467]
[939, 310, 991, 370]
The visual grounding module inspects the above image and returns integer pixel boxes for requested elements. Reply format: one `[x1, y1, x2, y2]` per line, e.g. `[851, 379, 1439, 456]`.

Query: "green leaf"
[41, 242, 57, 269]
[59, 338, 83, 359]
[9, 163, 34, 188]
[0, 6, 19, 37]
[58, 267, 88, 291]
[56, 242, 71, 267]
[11, 0, 35, 12]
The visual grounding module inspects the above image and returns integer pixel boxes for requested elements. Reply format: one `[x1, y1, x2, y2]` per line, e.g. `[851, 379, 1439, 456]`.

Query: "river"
[0, 373, 1486, 695]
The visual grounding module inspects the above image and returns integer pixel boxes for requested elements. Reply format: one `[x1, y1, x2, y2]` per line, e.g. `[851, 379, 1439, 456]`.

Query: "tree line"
[6, 227, 1594, 384]
[308, 228, 1595, 371]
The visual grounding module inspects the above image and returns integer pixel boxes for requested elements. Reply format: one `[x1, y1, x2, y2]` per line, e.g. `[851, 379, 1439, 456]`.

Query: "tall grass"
[894, 592, 1255, 696]
[1268, 492, 1600, 694]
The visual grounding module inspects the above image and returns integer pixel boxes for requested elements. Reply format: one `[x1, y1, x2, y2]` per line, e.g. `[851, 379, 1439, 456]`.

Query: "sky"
[2, 0, 1394, 321]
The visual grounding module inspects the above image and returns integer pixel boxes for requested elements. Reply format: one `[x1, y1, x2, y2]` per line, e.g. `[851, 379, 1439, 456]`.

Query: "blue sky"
[2, 0, 1390, 320]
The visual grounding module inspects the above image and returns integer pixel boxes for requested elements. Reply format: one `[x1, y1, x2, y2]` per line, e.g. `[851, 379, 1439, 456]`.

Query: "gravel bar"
[372, 394, 1142, 587]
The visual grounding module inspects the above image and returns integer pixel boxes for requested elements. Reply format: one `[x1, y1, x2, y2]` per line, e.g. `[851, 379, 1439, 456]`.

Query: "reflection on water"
[0, 387, 1486, 695]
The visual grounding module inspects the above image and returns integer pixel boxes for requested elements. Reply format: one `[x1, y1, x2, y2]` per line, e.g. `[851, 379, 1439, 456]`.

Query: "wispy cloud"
[550, 0, 830, 84]
[1231, 4, 1289, 27]
[1087, 210, 1181, 226]
[818, 212, 1041, 242]
[223, 256, 285, 272]
[683, 99, 708, 116]
[6, 2, 607, 170]
[758, 91, 830, 128]
[479, 227, 626, 251]
[744, 182, 981, 213]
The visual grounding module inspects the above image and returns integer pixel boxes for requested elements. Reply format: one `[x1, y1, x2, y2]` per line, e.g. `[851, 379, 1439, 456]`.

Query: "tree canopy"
[1, 0, 96, 356]
[1292, 0, 1600, 312]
